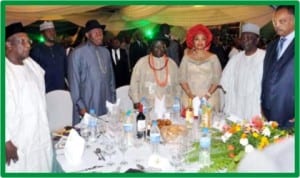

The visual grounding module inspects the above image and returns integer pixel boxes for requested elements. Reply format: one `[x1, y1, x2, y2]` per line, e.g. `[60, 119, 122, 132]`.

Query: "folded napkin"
[81, 112, 93, 125]
[227, 114, 242, 123]
[154, 96, 166, 118]
[148, 153, 172, 171]
[106, 99, 120, 113]
[192, 96, 201, 117]
[64, 129, 85, 165]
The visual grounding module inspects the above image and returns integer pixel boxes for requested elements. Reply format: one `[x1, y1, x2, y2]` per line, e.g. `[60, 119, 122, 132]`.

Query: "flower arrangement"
[221, 115, 291, 159]
[186, 115, 293, 172]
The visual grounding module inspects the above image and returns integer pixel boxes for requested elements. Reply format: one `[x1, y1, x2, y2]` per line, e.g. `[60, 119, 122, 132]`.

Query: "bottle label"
[150, 133, 160, 144]
[137, 120, 146, 132]
[200, 136, 211, 148]
[123, 123, 133, 132]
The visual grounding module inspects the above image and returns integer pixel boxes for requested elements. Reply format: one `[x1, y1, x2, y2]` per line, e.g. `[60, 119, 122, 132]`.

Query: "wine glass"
[133, 137, 144, 163]
[104, 141, 116, 166]
[80, 126, 90, 148]
[118, 135, 128, 165]
[171, 136, 185, 171]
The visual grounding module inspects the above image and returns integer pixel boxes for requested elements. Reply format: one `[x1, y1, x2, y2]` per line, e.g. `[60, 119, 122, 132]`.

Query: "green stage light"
[38, 35, 45, 43]
[145, 29, 154, 39]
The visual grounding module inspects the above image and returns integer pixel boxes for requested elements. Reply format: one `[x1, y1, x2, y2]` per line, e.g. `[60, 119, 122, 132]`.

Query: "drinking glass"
[118, 136, 128, 165]
[104, 142, 116, 166]
[80, 126, 90, 148]
[133, 137, 144, 163]
[171, 136, 185, 171]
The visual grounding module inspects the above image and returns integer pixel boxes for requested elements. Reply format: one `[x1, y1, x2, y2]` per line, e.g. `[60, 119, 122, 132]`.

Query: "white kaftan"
[5, 57, 53, 172]
[220, 49, 265, 120]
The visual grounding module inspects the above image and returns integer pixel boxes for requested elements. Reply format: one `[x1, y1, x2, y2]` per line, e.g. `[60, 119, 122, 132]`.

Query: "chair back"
[46, 90, 73, 132]
[116, 85, 133, 112]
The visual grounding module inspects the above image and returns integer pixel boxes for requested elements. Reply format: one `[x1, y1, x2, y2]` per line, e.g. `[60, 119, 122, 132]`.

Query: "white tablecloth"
[55, 115, 205, 173]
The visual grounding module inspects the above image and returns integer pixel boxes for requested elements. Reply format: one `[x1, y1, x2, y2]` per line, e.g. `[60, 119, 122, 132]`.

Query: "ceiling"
[6, 5, 274, 35]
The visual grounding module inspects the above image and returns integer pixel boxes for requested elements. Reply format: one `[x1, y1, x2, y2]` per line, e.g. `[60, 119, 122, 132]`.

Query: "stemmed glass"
[118, 135, 128, 165]
[170, 136, 185, 171]
[80, 126, 90, 148]
[133, 137, 144, 163]
[104, 141, 116, 166]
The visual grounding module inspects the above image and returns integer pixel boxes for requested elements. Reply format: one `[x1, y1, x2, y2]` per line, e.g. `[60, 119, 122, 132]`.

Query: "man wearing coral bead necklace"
[129, 37, 180, 110]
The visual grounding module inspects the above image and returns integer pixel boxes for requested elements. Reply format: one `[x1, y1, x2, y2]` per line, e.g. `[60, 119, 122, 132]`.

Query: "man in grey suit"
[261, 6, 294, 129]
[68, 19, 116, 125]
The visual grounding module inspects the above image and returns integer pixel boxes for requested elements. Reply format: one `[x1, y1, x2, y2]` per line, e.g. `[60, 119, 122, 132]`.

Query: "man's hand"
[6, 140, 18, 166]
[79, 108, 87, 116]
[289, 118, 295, 123]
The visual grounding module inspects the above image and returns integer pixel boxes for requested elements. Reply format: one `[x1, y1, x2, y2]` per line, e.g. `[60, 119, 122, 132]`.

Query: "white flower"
[221, 132, 232, 143]
[240, 138, 248, 146]
[245, 144, 254, 153]
[262, 127, 271, 137]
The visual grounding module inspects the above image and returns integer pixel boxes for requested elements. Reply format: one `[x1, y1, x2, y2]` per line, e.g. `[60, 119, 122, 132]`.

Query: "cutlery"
[94, 148, 102, 160]
[79, 165, 104, 172]
[95, 148, 106, 161]
[136, 164, 145, 171]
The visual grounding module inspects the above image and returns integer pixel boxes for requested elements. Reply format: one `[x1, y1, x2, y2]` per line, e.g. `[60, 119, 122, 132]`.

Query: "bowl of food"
[160, 124, 187, 143]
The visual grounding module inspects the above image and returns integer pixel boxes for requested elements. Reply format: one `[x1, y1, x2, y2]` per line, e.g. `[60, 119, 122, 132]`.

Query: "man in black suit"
[109, 37, 131, 88]
[129, 30, 148, 71]
[261, 5, 295, 129]
[158, 23, 181, 66]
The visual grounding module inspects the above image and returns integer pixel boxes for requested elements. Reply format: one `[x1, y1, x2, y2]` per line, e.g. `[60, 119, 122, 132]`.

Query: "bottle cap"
[89, 109, 96, 115]
[152, 120, 157, 126]
[202, 127, 209, 133]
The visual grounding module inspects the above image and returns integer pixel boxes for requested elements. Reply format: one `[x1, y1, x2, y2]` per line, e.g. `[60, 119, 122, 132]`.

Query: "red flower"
[229, 152, 235, 158]
[251, 115, 264, 130]
[227, 144, 235, 151]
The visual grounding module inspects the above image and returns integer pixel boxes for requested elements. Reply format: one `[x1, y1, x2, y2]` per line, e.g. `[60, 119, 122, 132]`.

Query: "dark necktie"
[277, 37, 286, 60]
[114, 49, 118, 65]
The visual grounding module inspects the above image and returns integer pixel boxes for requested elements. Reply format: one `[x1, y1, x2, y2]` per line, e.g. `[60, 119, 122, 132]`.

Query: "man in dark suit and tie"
[129, 30, 148, 72]
[261, 5, 294, 129]
[109, 37, 131, 88]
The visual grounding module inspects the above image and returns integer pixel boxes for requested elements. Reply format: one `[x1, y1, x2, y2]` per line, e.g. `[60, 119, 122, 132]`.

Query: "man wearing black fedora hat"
[5, 22, 53, 172]
[68, 19, 116, 125]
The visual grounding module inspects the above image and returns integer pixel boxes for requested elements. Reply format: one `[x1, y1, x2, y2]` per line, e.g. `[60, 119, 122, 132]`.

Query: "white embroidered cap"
[40, 21, 55, 31]
[242, 23, 260, 35]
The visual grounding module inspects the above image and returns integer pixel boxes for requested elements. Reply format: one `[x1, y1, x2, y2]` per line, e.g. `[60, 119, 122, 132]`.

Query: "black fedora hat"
[85, 19, 106, 33]
[6, 22, 25, 40]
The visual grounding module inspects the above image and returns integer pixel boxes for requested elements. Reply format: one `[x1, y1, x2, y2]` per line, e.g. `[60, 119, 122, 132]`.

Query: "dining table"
[53, 111, 212, 173]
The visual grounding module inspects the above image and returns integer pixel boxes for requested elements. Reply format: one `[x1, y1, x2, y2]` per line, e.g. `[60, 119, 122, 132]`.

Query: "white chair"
[46, 90, 73, 132]
[116, 85, 133, 112]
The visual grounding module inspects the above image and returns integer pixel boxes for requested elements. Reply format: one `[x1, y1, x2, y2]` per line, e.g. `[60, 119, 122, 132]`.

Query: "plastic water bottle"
[199, 128, 211, 167]
[150, 120, 160, 154]
[172, 96, 181, 121]
[88, 109, 97, 142]
[123, 110, 134, 146]
[140, 97, 150, 115]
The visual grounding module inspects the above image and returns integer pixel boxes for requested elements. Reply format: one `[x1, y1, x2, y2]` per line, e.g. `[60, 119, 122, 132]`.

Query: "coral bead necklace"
[148, 53, 169, 87]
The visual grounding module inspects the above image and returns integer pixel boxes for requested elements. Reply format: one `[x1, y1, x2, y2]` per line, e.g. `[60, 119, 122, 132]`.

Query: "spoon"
[94, 148, 102, 160]
[95, 148, 106, 161]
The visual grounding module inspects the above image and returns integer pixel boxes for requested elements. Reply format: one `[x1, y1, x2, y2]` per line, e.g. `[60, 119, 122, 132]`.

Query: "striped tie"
[277, 37, 286, 60]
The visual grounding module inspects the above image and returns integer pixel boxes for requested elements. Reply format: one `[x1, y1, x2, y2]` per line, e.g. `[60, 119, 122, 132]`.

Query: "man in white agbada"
[129, 37, 179, 110]
[220, 23, 265, 120]
[5, 22, 53, 172]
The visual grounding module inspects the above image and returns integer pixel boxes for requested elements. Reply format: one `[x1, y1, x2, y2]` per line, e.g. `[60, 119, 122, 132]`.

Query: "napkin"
[64, 129, 85, 165]
[148, 154, 172, 171]
[154, 96, 166, 118]
[192, 96, 201, 117]
[227, 114, 242, 123]
[106, 99, 120, 113]
[81, 112, 93, 125]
